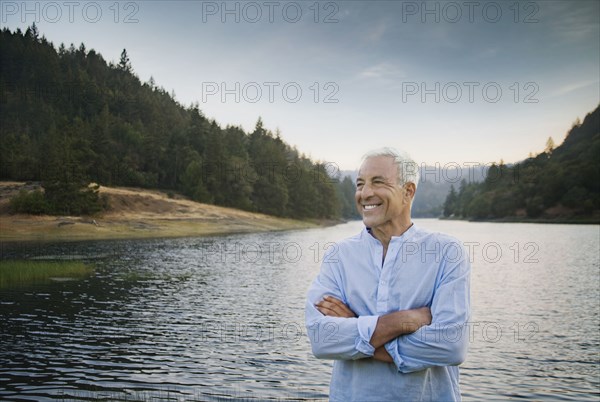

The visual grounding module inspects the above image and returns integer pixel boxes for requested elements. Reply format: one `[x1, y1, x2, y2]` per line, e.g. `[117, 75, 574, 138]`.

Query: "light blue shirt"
[305, 224, 471, 401]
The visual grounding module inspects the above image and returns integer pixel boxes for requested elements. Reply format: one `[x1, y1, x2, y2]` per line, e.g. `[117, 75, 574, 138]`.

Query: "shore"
[440, 215, 600, 225]
[0, 182, 320, 242]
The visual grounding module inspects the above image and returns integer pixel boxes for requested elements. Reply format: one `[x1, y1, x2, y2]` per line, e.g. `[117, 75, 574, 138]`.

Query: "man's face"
[355, 156, 411, 230]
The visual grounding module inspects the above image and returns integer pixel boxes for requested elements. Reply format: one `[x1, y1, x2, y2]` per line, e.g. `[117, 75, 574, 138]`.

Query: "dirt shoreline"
[0, 182, 320, 242]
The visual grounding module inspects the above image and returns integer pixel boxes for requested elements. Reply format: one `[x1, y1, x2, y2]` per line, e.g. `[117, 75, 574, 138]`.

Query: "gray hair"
[361, 147, 420, 189]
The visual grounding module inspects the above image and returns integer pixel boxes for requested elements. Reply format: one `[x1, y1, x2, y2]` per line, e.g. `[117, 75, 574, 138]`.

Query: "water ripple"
[1, 221, 599, 400]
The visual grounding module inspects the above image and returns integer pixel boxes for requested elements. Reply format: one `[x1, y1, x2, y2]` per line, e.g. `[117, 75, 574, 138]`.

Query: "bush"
[9, 189, 48, 214]
[9, 184, 106, 216]
[561, 186, 588, 208]
[525, 196, 544, 218]
[43, 182, 103, 215]
[467, 195, 492, 219]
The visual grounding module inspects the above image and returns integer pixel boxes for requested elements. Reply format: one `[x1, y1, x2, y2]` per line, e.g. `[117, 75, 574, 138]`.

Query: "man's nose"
[360, 183, 374, 198]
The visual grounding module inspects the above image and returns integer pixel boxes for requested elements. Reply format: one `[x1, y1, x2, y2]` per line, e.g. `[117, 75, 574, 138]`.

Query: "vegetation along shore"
[0, 260, 94, 288]
[0, 182, 320, 242]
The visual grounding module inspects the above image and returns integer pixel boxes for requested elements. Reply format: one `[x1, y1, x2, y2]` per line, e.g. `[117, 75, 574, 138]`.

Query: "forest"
[6, 25, 595, 223]
[0, 25, 360, 220]
[442, 105, 600, 221]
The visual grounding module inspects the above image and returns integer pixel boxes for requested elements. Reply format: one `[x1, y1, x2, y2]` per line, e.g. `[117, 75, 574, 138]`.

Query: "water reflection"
[1, 220, 598, 400]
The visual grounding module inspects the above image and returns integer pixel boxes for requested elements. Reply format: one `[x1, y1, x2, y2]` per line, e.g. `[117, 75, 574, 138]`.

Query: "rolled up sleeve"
[385, 250, 471, 373]
[305, 256, 379, 360]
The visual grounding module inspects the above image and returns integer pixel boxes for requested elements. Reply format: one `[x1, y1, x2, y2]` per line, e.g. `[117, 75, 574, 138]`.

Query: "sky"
[2, 0, 599, 170]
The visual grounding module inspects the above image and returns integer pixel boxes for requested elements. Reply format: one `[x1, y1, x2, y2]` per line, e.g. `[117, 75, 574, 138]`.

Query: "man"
[305, 147, 471, 401]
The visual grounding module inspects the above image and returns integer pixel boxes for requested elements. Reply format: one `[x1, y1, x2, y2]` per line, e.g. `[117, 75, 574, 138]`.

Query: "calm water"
[1, 220, 599, 401]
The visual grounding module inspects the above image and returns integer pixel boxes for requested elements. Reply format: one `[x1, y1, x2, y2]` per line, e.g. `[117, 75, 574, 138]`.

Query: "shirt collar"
[363, 223, 417, 245]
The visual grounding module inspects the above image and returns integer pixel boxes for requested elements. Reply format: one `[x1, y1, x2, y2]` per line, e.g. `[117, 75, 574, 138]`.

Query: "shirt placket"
[376, 243, 398, 314]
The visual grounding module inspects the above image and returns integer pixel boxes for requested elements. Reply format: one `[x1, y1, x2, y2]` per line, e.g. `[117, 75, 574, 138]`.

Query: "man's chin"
[362, 217, 377, 228]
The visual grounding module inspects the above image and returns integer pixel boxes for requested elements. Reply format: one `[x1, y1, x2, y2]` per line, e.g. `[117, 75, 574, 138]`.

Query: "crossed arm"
[315, 296, 431, 363]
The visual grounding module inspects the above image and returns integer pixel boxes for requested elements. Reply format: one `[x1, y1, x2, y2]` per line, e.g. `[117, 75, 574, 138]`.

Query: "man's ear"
[404, 182, 416, 200]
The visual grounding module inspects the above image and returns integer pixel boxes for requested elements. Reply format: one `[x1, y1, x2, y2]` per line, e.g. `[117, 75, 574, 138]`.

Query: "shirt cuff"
[355, 315, 379, 356]
[384, 338, 405, 370]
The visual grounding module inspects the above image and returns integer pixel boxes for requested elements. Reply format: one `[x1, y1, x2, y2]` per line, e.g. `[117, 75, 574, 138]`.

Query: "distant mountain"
[442, 105, 600, 221]
[339, 165, 486, 218]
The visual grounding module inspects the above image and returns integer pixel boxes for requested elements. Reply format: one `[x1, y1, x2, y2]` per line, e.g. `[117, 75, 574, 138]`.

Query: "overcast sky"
[2, 0, 599, 170]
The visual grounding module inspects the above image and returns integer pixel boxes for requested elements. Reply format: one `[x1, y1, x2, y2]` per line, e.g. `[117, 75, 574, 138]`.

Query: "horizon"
[2, 0, 598, 170]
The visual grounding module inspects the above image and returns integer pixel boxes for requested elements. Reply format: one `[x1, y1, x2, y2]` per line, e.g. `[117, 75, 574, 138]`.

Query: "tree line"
[0, 25, 360, 220]
[443, 105, 599, 221]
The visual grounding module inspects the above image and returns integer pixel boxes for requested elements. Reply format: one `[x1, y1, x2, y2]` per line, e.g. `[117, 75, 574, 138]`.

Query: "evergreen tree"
[440, 106, 599, 220]
[181, 157, 212, 203]
[443, 185, 457, 217]
[118, 48, 132, 72]
[41, 122, 102, 215]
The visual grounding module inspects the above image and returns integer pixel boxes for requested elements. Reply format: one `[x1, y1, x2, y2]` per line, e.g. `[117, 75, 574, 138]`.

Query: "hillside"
[0, 182, 316, 242]
[443, 105, 600, 222]
[0, 25, 353, 221]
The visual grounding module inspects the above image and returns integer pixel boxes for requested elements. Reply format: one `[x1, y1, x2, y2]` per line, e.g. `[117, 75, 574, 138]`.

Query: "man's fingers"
[324, 296, 345, 307]
[316, 296, 356, 318]
[325, 296, 356, 316]
[316, 300, 339, 315]
[316, 300, 343, 317]
[323, 296, 348, 311]
[417, 306, 432, 325]
[315, 302, 336, 315]
[320, 297, 345, 313]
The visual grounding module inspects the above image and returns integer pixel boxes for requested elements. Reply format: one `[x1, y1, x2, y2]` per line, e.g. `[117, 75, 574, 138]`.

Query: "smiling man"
[305, 147, 471, 401]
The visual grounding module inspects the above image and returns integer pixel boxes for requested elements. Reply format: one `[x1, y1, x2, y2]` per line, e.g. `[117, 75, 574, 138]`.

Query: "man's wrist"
[370, 308, 431, 349]
[390, 310, 422, 334]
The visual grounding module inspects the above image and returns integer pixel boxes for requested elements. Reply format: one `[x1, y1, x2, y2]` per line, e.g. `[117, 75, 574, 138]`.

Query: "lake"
[1, 219, 599, 401]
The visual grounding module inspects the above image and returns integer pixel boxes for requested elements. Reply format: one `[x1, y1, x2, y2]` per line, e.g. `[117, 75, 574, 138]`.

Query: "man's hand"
[315, 296, 433, 364]
[373, 347, 394, 363]
[315, 296, 356, 318]
[369, 306, 432, 349]
[405, 307, 432, 333]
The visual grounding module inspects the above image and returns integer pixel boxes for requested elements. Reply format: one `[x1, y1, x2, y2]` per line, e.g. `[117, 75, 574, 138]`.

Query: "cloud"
[358, 62, 406, 80]
[550, 80, 599, 97]
[545, 2, 600, 43]
[365, 21, 387, 43]
[477, 47, 499, 59]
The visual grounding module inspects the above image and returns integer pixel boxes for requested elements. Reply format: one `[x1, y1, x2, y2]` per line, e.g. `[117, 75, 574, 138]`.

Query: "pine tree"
[118, 49, 132, 72]
[443, 185, 457, 217]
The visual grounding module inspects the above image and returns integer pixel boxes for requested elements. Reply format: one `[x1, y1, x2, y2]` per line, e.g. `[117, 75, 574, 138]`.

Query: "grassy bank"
[0, 215, 318, 242]
[0, 260, 94, 287]
[0, 182, 320, 242]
